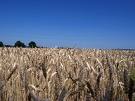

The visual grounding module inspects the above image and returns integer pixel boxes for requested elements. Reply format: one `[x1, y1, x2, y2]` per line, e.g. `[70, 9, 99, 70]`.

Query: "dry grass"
[0, 47, 135, 101]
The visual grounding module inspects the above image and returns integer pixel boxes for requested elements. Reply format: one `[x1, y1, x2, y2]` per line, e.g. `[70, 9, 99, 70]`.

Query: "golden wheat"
[0, 48, 135, 101]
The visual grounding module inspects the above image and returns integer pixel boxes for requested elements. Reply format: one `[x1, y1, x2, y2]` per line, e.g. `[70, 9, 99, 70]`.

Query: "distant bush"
[28, 41, 37, 48]
[0, 41, 4, 47]
[5, 45, 13, 47]
[14, 41, 26, 47]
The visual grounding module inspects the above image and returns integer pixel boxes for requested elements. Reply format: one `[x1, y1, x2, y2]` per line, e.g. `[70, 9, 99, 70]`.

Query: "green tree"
[0, 41, 4, 47]
[28, 41, 37, 48]
[14, 41, 25, 47]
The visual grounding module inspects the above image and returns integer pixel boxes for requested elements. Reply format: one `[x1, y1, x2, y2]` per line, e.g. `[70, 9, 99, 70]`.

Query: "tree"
[28, 41, 37, 48]
[0, 41, 4, 47]
[14, 41, 25, 47]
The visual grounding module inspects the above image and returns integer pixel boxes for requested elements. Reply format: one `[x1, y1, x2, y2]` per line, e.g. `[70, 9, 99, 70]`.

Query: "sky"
[0, 0, 135, 48]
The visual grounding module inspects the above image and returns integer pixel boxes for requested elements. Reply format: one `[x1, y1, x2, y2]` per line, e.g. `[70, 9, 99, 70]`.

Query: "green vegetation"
[0, 41, 4, 47]
[14, 41, 26, 47]
[0, 41, 38, 48]
[28, 41, 37, 48]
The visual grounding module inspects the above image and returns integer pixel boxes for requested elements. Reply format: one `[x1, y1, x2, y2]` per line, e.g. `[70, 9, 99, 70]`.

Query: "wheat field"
[0, 48, 135, 101]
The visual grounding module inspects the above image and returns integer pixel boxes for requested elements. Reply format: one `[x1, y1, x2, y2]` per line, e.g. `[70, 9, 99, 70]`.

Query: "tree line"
[0, 41, 37, 48]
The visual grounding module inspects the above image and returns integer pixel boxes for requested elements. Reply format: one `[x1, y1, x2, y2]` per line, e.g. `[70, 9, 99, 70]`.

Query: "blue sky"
[0, 0, 135, 48]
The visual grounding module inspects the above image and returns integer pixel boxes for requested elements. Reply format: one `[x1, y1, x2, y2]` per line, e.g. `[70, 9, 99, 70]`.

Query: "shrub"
[0, 41, 4, 47]
[14, 41, 26, 47]
[28, 41, 37, 48]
